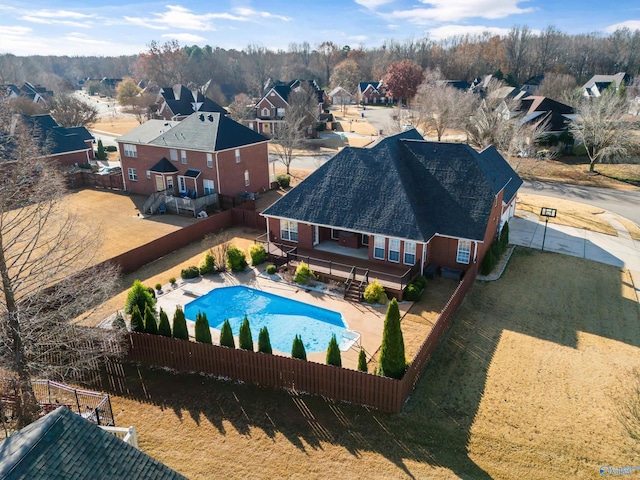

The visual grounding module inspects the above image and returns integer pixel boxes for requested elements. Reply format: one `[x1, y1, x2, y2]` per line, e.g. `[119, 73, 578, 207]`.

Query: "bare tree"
[0, 105, 123, 427]
[464, 79, 546, 156]
[538, 73, 578, 103]
[569, 89, 635, 173]
[122, 92, 156, 124]
[271, 83, 319, 174]
[414, 80, 475, 141]
[48, 94, 98, 127]
[135, 39, 188, 87]
[227, 93, 255, 124]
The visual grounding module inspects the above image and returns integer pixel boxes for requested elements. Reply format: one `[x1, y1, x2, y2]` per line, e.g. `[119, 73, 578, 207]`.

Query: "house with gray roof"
[357, 81, 391, 105]
[261, 130, 521, 298]
[582, 72, 628, 98]
[0, 407, 186, 480]
[116, 111, 269, 206]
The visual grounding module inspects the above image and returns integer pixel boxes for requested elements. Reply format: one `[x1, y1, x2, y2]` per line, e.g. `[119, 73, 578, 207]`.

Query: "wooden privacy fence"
[127, 263, 478, 412]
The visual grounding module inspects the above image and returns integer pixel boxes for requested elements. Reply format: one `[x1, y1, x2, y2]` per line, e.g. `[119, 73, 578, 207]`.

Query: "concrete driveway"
[510, 211, 640, 304]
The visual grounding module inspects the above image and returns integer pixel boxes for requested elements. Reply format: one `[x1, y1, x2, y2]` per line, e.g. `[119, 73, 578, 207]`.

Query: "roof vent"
[208, 114, 214, 122]
[199, 114, 205, 121]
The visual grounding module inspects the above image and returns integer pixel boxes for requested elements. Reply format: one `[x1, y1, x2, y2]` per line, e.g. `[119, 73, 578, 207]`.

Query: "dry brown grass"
[95, 250, 639, 479]
[510, 157, 640, 190]
[91, 115, 142, 136]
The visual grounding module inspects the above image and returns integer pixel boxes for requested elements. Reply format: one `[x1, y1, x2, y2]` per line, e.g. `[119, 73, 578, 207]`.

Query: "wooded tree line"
[1, 26, 639, 101]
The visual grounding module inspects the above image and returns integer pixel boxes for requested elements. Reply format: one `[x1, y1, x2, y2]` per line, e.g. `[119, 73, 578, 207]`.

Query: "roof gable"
[0, 407, 186, 480]
[22, 114, 91, 155]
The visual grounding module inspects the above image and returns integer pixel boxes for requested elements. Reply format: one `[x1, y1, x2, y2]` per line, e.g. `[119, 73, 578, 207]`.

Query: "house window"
[123, 144, 137, 158]
[457, 240, 472, 264]
[203, 179, 215, 195]
[181, 150, 187, 164]
[248, 123, 254, 130]
[281, 220, 298, 242]
[167, 177, 174, 190]
[244, 170, 250, 187]
[331, 229, 339, 240]
[276, 107, 285, 117]
[146, 170, 151, 179]
[261, 107, 269, 117]
[404, 241, 416, 265]
[374, 236, 385, 260]
[235, 149, 241, 163]
[178, 176, 186, 193]
[389, 238, 400, 263]
[362, 234, 369, 246]
[170, 149, 178, 162]
[127, 168, 137, 181]
[206, 153, 213, 168]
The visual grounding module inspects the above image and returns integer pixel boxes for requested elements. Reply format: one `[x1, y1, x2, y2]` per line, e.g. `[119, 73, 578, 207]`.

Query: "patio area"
[154, 264, 414, 370]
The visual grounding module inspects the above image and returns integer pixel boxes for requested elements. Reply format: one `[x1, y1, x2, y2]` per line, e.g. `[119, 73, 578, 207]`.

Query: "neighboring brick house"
[357, 81, 391, 105]
[247, 79, 328, 137]
[0, 407, 186, 480]
[22, 114, 94, 166]
[261, 130, 521, 297]
[116, 111, 269, 199]
[156, 84, 227, 121]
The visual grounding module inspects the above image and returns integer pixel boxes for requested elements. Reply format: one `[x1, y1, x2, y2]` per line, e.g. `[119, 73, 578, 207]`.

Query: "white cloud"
[390, 0, 534, 23]
[0, 25, 32, 36]
[426, 24, 513, 40]
[20, 16, 92, 28]
[21, 9, 94, 20]
[123, 16, 169, 30]
[605, 20, 640, 32]
[62, 33, 112, 46]
[232, 7, 292, 21]
[162, 33, 207, 43]
[354, 0, 395, 9]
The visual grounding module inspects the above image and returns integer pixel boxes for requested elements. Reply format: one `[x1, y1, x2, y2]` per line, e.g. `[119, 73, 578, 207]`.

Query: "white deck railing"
[100, 425, 139, 449]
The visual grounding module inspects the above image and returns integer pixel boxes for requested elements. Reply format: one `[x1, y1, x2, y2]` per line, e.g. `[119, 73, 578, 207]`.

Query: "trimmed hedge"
[266, 264, 277, 275]
[291, 334, 307, 360]
[226, 245, 248, 272]
[195, 311, 212, 344]
[181, 265, 200, 279]
[377, 298, 407, 379]
[249, 244, 266, 266]
[357, 348, 368, 372]
[294, 262, 314, 285]
[276, 174, 290, 188]
[158, 308, 171, 337]
[172, 306, 188, 340]
[258, 326, 272, 354]
[239, 316, 253, 351]
[220, 319, 235, 348]
[199, 251, 216, 275]
[326, 334, 342, 367]
[363, 280, 388, 305]
[124, 280, 155, 315]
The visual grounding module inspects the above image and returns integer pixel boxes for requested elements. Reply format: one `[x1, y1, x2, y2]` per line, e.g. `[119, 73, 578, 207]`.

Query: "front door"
[154, 175, 165, 192]
[312, 225, 319, 246]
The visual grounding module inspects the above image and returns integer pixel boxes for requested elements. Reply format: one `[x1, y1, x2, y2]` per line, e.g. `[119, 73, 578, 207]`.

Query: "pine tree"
[377, 298, 406, 379]
[96, 139, 106, 160]
[291, 334, 307, 361]
[500, 221, 509, 250]
[219, 319, 235, 348]
[326, 334, 342, 367]
[172, 306, 189, 340]
[238, 315, 253, 351]
[144, 304, 157, 335]
[158, 308, 171, 337]
[130, 305, 144, 333]
[258, 326, 272, 354]
[124, 280, 155, 314]
[195, 311, 212, 344]
[357, 348, 368, 372]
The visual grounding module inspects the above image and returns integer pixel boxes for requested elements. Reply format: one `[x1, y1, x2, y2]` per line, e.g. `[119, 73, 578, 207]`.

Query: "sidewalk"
[509, 212, 640, 307]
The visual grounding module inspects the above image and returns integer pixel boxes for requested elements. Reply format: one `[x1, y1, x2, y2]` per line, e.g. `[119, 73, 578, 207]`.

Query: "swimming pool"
[184, 285, 348, 354]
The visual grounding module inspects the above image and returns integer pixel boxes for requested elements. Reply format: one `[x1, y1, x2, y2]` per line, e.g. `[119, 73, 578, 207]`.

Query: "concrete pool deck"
[154, 265, 413, 370]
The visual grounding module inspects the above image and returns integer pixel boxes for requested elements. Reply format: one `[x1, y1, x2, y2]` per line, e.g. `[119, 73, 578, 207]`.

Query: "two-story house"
[116, 112, 269, 203]
[247, 80, 327, 137]
[357, 81, 391, 105]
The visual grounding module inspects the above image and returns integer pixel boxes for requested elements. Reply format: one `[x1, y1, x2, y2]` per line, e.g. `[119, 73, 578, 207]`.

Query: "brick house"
[247, 80, 328, 137]
[261, 130, 521, 298]
[22, 114, 94, 167]
[116, 112, 269, 200]
[357, 81, 391, 105]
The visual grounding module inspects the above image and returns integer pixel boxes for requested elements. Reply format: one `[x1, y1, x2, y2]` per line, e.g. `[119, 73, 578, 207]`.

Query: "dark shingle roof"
[476, 145, 523, 203]
[22, 114, 91, 156]
[183, 168, 201, 178]
[263, 130, 521, 242]
[148, 112, 267, 152]
[149, 157, 179, 173]
[159, 85, 227, 117]
[359, 81, 381, 94]
[266, 80, 324, 105]
[0, 407, 186, 480]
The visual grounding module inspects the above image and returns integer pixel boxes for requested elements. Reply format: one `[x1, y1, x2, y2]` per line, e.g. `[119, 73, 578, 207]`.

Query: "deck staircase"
[343, 267, 369, 303]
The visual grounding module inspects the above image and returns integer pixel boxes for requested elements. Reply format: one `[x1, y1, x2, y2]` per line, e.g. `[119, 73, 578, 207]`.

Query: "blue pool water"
[184, 285, 347, 354]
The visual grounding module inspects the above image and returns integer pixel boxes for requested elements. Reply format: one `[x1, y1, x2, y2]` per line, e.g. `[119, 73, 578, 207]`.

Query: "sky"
[0, 0, 639, 57]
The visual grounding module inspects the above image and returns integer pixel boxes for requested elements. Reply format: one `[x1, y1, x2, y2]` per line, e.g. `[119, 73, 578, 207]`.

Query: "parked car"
[97, 166, 121, 175]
